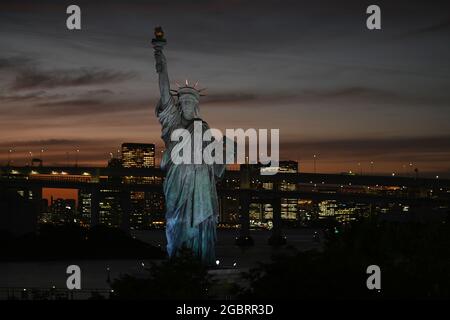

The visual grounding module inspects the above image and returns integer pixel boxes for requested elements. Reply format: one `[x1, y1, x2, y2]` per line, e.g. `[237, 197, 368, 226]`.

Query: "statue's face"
[179, 94, 199, 121]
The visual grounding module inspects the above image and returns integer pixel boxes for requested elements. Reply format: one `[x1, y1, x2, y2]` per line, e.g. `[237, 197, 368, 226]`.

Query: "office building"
[121, 143, 155, 168]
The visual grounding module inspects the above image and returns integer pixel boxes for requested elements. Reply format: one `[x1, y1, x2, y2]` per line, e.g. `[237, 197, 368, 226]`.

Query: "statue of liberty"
[152, 27, 226, 265]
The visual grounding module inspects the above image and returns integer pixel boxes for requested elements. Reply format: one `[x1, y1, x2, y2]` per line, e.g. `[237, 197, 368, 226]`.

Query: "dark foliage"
[237, 216, 450, 299]
[111, 248, 213, 300]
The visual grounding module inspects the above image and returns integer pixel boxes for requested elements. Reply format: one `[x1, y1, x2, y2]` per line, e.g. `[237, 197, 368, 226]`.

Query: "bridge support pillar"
[120, 190, 131, 233]
[32, 186, 42, 211]
[235, 190, 254, 246]
[90, 187, 99, 227]
[268, 197, 286, 246]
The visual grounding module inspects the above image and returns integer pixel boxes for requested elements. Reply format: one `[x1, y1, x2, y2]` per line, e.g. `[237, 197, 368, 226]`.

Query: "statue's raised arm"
[152, 27, 171, 107]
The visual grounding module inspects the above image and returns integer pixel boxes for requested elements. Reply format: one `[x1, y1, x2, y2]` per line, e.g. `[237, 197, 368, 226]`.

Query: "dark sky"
[1, 0, 449, 176]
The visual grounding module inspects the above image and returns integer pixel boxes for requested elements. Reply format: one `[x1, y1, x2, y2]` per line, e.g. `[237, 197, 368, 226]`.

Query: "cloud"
[201, 93, 258, 104]
[83, 89, 114, 97]
[36, 99, 103, 108]
[201, 86, 447, 109]
[31, 98, 150, 116]
[293, 87, 416, 106]
[314, 87, 395, 99]
[11, 67, 136, 90]
[0, 138, 125, 166]
[0, 91, 66, 102]
[400, 18, 450, 37]
[0, 91, 46, 101]
[281, 135, 450, 160]
[0, 139, 91, 148]
[0, 138, 121, 153]
[0, 56, 33, 70]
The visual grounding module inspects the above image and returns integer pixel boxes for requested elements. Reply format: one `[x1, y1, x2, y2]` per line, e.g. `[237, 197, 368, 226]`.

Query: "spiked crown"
[170, 79, 206, 101]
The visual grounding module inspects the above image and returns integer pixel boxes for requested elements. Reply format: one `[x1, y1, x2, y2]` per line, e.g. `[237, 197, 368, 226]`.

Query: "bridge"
[1, 165, 449, 244]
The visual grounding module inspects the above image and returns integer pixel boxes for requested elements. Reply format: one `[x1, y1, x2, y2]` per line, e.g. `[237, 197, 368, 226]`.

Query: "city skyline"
[1, 0, 449, 177]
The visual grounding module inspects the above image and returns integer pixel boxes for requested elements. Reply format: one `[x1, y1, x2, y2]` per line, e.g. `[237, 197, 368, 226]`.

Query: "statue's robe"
[156, 96, 225, 265]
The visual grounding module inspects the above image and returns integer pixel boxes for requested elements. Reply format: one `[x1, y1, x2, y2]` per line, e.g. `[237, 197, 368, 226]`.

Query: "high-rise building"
[121, 142, 162, 229]
[98, 189, 122, 228]
[318, 200, 368, 223]
[245, 161, 300, 227]
[129, 191, 165, 229]
[121, 143, 155, 168]
[78, 190, 92, 226]
[0, 188, 37, 236]
[51, 198, 76, 224]
[219, 195, 239, 226]
[279, 161, 298, 220]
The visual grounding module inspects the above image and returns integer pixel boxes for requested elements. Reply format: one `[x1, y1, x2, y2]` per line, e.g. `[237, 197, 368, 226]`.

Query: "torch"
[152, 26, 167, 49]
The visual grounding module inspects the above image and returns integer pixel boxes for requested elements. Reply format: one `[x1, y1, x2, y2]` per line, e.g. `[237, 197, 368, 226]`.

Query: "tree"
[111, 248, 214, 299]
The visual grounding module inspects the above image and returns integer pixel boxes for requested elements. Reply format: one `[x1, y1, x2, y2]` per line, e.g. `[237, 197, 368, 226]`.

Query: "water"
[0, 228, 321, 295]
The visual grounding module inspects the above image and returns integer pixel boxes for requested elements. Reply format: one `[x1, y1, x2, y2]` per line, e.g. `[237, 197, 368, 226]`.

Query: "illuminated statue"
[152, 27, 225, 265]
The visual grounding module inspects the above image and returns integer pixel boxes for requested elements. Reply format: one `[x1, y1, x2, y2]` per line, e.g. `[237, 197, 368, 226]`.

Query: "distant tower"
[121, 143, 155, 168]
[121, 143, 160, 230]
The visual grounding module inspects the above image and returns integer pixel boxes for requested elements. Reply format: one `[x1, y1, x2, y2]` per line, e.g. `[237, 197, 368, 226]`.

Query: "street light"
[158, 149, 164, 167]
[313, 154, 317, 174]
[8, 149, 12, 166]
[76, 149, 80, 167]
[106, 266, 111, 284]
